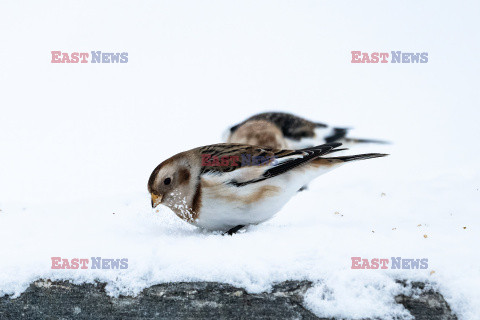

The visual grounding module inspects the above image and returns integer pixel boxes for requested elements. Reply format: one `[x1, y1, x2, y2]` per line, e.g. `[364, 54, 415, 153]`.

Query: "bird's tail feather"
[325, 153, 389, 162]
[342, 137, 391, 145]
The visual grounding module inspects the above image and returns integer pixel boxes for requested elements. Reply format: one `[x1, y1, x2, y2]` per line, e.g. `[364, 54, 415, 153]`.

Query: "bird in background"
[226, 119, 288, 150]
[148, 142, 387, 234]
[225, 112, 389, 150]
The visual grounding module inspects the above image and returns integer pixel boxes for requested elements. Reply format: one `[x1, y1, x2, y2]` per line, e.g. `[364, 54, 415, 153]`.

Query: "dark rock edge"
[0, 280, 457, 320]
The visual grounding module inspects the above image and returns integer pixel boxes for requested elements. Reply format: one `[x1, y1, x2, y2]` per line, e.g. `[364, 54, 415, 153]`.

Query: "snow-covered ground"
[0, 1, 479, 319]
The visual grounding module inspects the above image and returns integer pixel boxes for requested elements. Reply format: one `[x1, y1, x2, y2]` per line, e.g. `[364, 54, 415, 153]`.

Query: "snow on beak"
[151, 194, 163, 208]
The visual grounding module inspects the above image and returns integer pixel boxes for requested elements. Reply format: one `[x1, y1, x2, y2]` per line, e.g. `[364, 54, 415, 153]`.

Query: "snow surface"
[1, 0, 479, 319]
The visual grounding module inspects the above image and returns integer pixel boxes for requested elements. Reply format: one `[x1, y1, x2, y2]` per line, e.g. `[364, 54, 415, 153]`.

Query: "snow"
[0, 0, 479, 319]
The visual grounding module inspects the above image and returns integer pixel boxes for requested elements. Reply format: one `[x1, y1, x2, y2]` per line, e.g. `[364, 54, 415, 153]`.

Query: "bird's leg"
[225, 225, 245, 236]
[297, 184, 308, 192]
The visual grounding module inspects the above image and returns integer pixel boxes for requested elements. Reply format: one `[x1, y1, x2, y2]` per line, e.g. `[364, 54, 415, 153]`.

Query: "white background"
[0, 1, 479, 319]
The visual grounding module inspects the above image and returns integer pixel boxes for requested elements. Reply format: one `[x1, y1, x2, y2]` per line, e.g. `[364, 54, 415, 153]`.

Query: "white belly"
[194, 164, 335, 231]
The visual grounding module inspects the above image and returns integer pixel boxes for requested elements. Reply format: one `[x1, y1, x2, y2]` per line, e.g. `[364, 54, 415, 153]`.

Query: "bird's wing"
[230, 112, 327, 141]
[197, 142, 342, 186]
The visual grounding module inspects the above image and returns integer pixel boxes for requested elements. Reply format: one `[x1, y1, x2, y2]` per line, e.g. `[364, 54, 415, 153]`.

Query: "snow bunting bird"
[226, 120, 288, 149]
[148, 143, 387, 233]
[226, 112, 389, 149]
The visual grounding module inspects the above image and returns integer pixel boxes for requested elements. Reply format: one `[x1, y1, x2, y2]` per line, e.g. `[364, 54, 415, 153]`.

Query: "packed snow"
[0, 1, 479, 319]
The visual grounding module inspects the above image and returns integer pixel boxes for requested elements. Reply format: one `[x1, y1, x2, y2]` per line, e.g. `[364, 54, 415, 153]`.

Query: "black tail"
[343, 137, 391, 144]
[326, 153, 389, 162]
[325, 128, 349, 143]
[298, 142, 342, 152]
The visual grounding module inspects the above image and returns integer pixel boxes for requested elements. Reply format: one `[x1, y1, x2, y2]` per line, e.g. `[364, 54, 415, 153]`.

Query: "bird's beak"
[151, 194, 163, 208]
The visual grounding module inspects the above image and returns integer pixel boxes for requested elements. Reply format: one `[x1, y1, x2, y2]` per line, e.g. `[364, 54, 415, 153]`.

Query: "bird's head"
[147, 154, 196, 209]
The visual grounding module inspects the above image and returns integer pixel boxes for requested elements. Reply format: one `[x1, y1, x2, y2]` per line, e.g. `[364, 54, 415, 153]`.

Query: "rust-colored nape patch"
[178, 168, 191, 184]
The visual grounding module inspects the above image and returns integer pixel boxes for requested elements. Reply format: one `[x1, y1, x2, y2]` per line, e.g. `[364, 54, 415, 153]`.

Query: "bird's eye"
[164, 177, 171, 185]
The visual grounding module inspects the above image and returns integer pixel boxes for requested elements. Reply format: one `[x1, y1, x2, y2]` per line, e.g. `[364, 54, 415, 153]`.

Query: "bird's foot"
[298, 185, 309, 192]
[224, 225, 245, 236]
